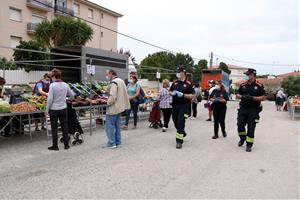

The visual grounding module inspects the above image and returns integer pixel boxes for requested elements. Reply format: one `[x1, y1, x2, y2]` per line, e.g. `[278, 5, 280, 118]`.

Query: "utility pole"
[209, 52, 213, 69]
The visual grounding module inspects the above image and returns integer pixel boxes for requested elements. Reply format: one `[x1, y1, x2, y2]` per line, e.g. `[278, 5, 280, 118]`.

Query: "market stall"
[0, 81, 109, 141]
[287, 97, 300, 120]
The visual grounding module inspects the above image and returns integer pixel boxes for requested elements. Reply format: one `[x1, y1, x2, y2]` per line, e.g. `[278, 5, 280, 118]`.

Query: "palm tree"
[35, 16, 93, 48]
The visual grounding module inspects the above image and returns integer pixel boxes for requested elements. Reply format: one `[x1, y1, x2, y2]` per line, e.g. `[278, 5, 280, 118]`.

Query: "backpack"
[197, 94, 202, 102]
[137, 86, 146, 104]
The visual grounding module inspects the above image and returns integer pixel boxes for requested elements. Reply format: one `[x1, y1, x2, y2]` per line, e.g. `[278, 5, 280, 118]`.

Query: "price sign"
[87, 65, 95, 75]
[156, 72, 161, 79]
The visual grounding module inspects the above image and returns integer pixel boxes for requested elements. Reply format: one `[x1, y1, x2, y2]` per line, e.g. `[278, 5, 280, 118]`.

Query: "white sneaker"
[191, 117, 196, 120]
[102, 145, 117, 149]
[162, 127, 167, 132]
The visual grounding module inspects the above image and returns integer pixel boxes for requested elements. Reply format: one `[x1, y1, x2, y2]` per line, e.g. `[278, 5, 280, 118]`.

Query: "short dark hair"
[43, 73, 51, 79]
[51, 68, 62, 79]
[108, 69, 117, 76]
[194, 83, 199, 88]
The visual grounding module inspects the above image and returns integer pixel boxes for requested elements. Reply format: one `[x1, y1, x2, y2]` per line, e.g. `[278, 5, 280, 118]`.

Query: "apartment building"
[227, 64, 248, 88]
[0, 0, 122, 58]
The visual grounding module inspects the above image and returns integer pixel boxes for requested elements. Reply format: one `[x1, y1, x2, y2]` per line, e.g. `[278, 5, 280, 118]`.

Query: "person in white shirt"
[275, 88, 286, 111]
[47, 68, 74, 151]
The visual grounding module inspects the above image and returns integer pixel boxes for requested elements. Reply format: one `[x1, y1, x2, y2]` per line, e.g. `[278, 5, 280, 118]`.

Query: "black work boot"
[246, 145, 252, 152]
[238, 140, 245, 147]
[212, 135, 219, 139]
[222, 129, 227, 137]
[48, 146, 59, 151]
[176, 143, 182, 149]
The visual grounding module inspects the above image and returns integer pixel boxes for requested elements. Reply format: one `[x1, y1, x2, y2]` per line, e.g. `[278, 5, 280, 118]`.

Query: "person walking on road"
[103, 69, 130, 149]
[210, 81, 229, 139]
[170, 67, 195, 149]
[275, 88, 286, 111]
[236, 68, 266, 152]
[123, 75, 141, 130]
[47, 68, 74, 151]
[206, 80, 216, 121]
[191, 82, 201, 119]
[157, 79, 172, 132]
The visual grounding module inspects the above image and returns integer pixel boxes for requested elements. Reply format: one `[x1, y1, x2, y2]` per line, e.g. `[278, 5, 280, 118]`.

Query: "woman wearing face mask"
[33, 73, 51, 131]
[209, 80, 229, 139]
[122, 75, 141, 130]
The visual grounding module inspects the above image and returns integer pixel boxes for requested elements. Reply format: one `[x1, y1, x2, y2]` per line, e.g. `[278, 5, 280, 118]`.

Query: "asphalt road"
[0, 101, 299, 199]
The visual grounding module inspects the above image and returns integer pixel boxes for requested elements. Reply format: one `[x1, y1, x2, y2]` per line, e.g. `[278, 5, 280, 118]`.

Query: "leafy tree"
[0, 57, 17, 70]
[35, 16, 93, 48]
[218, 62, 231, 74]
[281, 75, 300, 96]
[193, 59, 208, 82]
[140, 51, 195, 81]
[13, 40, 49, 72]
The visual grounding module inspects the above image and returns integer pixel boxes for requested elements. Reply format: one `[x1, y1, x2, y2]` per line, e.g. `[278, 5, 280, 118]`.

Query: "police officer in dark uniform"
[170, 67, 195, 149]
[236, 68, 266, 152]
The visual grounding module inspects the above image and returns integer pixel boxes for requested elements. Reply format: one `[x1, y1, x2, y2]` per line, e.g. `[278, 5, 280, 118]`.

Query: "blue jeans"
[125, 101, 139, 126]
[105, 114, 121, 146]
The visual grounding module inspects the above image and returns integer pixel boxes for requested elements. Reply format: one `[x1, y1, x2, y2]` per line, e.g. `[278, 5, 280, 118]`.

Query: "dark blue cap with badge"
[177, 66, 186, 73]
[244, 68, 257, 75]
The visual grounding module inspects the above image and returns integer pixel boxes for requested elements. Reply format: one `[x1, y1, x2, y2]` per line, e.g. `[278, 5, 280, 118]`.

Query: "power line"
[14, 58, 81, 63]
[214, 54, 300, 67]
[0, 45, 127, 65]
[32, 0, 204, 61]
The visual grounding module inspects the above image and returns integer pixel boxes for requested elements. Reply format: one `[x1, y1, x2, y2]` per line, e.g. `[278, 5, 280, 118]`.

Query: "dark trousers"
[192, 102, 198, 117]
[212, 106, 227, 136]
[125, 101, 139, 126]
[49, 109, 69, 147]
[172, 104, 188, 144]
[237, 107, 259, 147]
[161, 108, 172, 128]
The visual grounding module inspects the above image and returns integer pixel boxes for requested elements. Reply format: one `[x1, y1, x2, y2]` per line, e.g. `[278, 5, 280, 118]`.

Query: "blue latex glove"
[176, 91, 184, 97]
[214, 97, 220, 102]
[172, 91, 177, 96]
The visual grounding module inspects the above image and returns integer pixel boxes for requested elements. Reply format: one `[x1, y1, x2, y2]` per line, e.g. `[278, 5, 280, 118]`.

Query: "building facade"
[0, 0, 122, 58]
[227, 64, 248, 89]
[208, 64, 248, 89]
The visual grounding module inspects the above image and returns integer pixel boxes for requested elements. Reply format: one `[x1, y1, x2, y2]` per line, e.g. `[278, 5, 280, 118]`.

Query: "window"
[32, 14, 46, 24]
[10, 36, 22, 48]
[9, 7, 22, 22]
[73, 3, 80, 14]
[88, 8, 93, 19]
[101, 32, 103, 37]
[101, 13, 104, 19]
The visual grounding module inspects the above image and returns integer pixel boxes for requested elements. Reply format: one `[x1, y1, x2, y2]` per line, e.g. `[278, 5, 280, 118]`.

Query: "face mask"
[43, 80, 49, 84]
[176, 73, 181, 78]
[128, 80, 133, 84]
[105, 76, 111, 81]
[244, 75, 249, 81]
[215, 85, 221, 90]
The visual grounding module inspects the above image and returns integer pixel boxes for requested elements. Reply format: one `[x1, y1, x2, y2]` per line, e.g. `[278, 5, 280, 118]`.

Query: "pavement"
[0, 101, 299, 199]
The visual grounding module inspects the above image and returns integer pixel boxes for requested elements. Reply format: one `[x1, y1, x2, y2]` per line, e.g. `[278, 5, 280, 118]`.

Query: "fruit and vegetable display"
[289, 97, 300, 105]
[68, 82, 108, 107]
[0, 100, 10, 113]
[0, 81, 109, 114]
[25, 95, 47, 110]
[10, 102, 37, 113]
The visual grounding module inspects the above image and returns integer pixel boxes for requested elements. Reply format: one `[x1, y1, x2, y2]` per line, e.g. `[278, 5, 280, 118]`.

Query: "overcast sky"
[92, 0, 299, 75]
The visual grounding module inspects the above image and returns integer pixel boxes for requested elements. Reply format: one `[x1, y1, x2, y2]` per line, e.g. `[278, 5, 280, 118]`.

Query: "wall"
[0, 69, 48, 84]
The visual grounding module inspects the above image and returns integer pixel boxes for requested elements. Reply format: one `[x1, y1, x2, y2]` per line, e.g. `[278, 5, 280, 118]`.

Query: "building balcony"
[27, 22, 38, 34]
[26, 0, 52, 12]
[54, 4, 75, 17]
